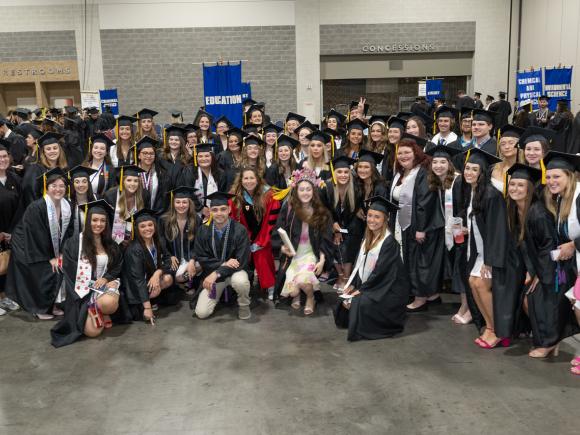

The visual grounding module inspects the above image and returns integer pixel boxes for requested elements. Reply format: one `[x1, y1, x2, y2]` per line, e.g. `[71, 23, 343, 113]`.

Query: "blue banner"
[203, 63, 244, 128]
[516, 70, 543, 110]
[99, 89, 118, 116]
[425, 79, 443, 103]
[241, 82, 252, 102]
[544, 67, 573, 111]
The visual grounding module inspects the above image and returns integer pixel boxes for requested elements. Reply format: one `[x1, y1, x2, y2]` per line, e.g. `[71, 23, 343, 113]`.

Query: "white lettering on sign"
[205, 95, 243, 105]
[362, 43, 436, 53]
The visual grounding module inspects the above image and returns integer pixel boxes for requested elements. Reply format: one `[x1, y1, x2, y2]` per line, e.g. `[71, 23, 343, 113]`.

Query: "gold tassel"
[115, 119, 119, 141]
[67, 172, 71, 199]
[274, 136, 278, 160]
[84, 203, 89, 228]
[540, 158, 546, 185]
[193, 143, 198, 167]
[432, 112, 437, 136]
[170, 191, 174, 206]
[119, 167, 124, 192]
[330, 160, 337, 185]
[43, 173, 47, 197]
[496, 128, 501, 155]
[465, 149, 471, 164]
[205, 212, 213, 226]
[163, 127, 167, 147]
[330, 135, 335, 158]
[131, 214, 135, 240]
[503, 171, 508, 198]
[272, 186, 292, 201]
[284, 123, 287, 134]
[133, 141, 137, 164]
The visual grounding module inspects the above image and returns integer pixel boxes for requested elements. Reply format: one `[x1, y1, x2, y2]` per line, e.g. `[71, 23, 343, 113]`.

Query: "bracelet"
[143, 307, 153, 310]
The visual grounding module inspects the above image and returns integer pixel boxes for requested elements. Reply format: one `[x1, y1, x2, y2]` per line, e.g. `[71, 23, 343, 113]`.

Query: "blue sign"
[516, 70, 543, 110]
[426, 79, 443, 103]
[203, 63, 244, 128]
[99, 88, 118, 116]
[544, 67, 573, 111]
[241, 82, 252, 102]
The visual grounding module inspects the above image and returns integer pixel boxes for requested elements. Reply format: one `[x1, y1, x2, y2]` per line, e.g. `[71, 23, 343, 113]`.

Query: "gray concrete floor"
[0, 291, 578, 435]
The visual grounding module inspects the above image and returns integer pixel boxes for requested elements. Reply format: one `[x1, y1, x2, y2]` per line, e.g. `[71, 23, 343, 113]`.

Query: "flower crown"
[290, 168, 322, 188]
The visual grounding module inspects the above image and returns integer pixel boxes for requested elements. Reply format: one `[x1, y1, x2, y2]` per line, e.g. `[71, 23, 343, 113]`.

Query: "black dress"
[334, 234, 409, 341]
[217, 150, 242, 192]
[177, 166, 227, 211]
[0, 171, 23, 292]
[50, 234, 123, 347]
[5, 198, 73, 314]
[265, 164, 291, 190]
[21, 163, 49, 207]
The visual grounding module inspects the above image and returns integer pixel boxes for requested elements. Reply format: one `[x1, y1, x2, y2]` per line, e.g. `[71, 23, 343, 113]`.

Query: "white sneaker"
[0, 307, 6, 316]
[238, 305, 251, 320]
[0, 298, 19, 311]
[267, 288, 274, 301]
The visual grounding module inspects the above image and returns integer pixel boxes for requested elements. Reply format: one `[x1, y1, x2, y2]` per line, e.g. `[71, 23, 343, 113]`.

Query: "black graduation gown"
[159, 217, 199, 262]
[265, 164, 290, 190]
[140, 165, 170, 215]
[334, 234, 410, 341]
[449, 177, 469, 294]
[5, 198, 73, 313]
[493, 100, 512, 129]
[62, 128, 86, 169]
[21, 163, 48, 207]
[50, 234, 123, 347]
[465, 186, 523, 337]
[88, 163, 117, 199]
[217, 150, 242, 192]
[177, 166, 227, 211]
[6, 131, 27, 166]
[0, 171, 23, 234]
[272, 202, 334, 302]
[453, 137, 498, 172]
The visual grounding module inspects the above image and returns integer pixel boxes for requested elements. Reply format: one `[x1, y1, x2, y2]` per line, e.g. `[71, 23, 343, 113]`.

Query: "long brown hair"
[81, 208, 116, 272]
[342, 129, 366, 157]
[507, 179, 535, 242]
[39, 143, 68, 169]
[136, 120, 159, 141]
[161, 135, 188, 165]
[407, 116, 427, 139]
[543, 169, 577, 220]
[241, 143, 266, 175]
[231, 167, 266, 222]
[427, 159, 456, 191]
[116, 127, 135, 162]
[365, 123, 388, 153]
[118, 176, 145, 219]
[289, 180, 331, 230]
[363, 212, 389, 253]
[135, 219, 163, 275]
[161, 197, 197, 242]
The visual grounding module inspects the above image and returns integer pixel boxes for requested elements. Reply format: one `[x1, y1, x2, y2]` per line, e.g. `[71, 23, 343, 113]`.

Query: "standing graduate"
[334, 196, 409, 341]
[121, 209, 175, 323]
[109, 115, 137, 167]
[240, 134, 267, 177]
[466, 108, 498, 155]
[284, 112, 307, 139]
[518, 126, 554, 170]
[6, 168, 73, 319]
[489, 125, 523, 193]
[365, 115, 389, 154]
[83, 133, 117, 198]
[323, 109, 346, 149]
[134, 136, 170, 214]
[50, 200, 123, 347]
[194, 109, 218, 148]
[381, 116, 406, 183]
[431, 106, 459, 146]
[265, 134, 299, 190]
[218, 127, 246, 191]
[68, 165, 98, 238]
[293, 120, 316, 162]
[158, 125, 189, 170]
[214, 115, 233, 152]
[133, 108, 161, 142]
[301, 130, 332, 180]
[337, 119, 366, 160]
[262, 122, 282, 168]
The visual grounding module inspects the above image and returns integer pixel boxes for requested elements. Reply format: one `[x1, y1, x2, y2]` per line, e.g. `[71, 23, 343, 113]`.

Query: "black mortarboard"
[435, 105, 458, 119]
[214, 115, 233, 129]
[369, 115, 389, 126]
[499, 125, 525, 139]
[346, 119, 368, 131]
[14, 108, 30, 119]
[33, 108, 43, 118]
[196, 144, 215, 154]
[0, 138, 10, 148]
[286, 112, 306, 124]
[388, 117, 407, 130]
[263, 122, 283, 134]
[244, 134, 265, 147]
[134, 108, 158, 119]
[170, 110, 183, 118]
[68, 164, 98, 180]
[226, 127, 248, 140]
[38, 167, 69, 186]
[117, 115, 137, 127]
[366, 195, 399, 214]
[396, 112, 414, 121]
[127, 208, 156, 224]
[471, 108, 496, 124]
[519, 101, 533, 112]
[165, 125, 187, 138]
[486, 95, 495, 101]
[464, 147, 502, 171]
[543, 151, 580, 172]
[277, 134, 299, 149]
[474, 92, 482, 97]
[425, 144, 462, 159]
[506, 163, 542, 183]
[460, 107, 474, 119]
[349, 101, 369, 116]
[499, 91, 507, 98]
[243, 98, 257, 107]
[401, 132, 427, 148]
[184, 123, 199, 133]
[92, 133, 115, 148]
[358, 149, 383, 166]
[48, 107, 60, 117]
[243, 123, 261, 134]
[134, 136, 159, 151]
[557, 99, 570, 108]
[169, 186, 197, 200]
[326, 109, 346, 124]
[294, 120, 317, 134]
[194, 109, 213, 125]
[332, 155, 356, 169]
[20, 124, 43, 139]
[64, 106, 78, 116]
[519, 126, 556, 148]
[38, 132, 63, 148]
[246, 104, 265, 116]
[87, 107, 99, 115]
[205, 191, 234, 207]
[119, 164, 145, 178]
[85, 199, 114, 218]
[306, 130, 331, 143]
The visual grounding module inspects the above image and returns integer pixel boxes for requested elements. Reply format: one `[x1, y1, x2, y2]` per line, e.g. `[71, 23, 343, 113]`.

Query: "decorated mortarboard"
[519, 101, 533, 112]
[401, 132, 428, 148]
[294, 120, 317, 134]
[306, 130, 331, 143]
[349, 100, 369, 116]
[117, 115, 137, 127]
[543, 151, 580, 172]
[276, 134, 299, 149]
[425, 144, 462, 159]
[126, 208, 157, 224]
[464, 147, 502, 171]
[366, 195, 399, 214]
[244, 134, 265, 147]
[506, 163, 542, 184]
[204, 191, 234, 206]
[91, 133, 115, 148]
[226, 127, 248, 140]
[68, 164, 98, 180]
[133, 108, 158, 119]
[332, 155, 356, 169]
[387, 116, 407, 130]
[435, 105, 458, 119]
[168, 186, 197, 200]
[325, 109, 346, 124]
[286, 112, 307, 124]
[214, 115, 233, 129]
[38, 132, 63, 148]
[263, 122, 283, 134]
[368, 115, 389, 126]
[498, 124, 525, 139]
[164, 125, 187, 138]
[471, 108, 496, 124]
[346, 118, 368, 131]
[358, 149, 383, 166]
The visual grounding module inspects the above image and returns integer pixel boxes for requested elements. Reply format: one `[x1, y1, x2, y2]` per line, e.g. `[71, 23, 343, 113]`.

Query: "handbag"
[0, 249, 10, 275]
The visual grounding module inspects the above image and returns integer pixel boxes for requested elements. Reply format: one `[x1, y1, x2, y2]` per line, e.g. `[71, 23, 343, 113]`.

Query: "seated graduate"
[334, 196, 409, 341]
[51, 200, 123, 347]
[273, 168, 334, 316]
[121, 209, 175, 324]
[193, 192, 252, 321]
[159, 186, 201, 288]
[6, 168, 73, 319]
[265, 134, 299, 190]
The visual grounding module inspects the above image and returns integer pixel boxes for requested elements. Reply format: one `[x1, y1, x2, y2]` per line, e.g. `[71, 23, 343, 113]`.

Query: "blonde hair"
[241, 144, 266, 174]
[305, 140, 330, 172]
[544, 169, 577, 220]
[333, 170, 356, 212]
[366, 123, 388, 153]
[161, 198, 197, 241]
[363, 214, 389, 253]
[40, 143, 68, 168]
[118, 176, 145, 219]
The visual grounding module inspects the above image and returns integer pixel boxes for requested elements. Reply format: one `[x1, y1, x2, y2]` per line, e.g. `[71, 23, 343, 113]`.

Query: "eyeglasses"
[140, 151, 156, 157]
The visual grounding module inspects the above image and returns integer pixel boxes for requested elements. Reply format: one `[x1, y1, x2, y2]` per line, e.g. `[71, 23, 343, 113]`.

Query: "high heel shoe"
[570, 356, 580, 366]
[529, 344, 559, 359]
[304, 297, 316, 316]
[290, 295, 301, 310]
[476, 337, 511, 349]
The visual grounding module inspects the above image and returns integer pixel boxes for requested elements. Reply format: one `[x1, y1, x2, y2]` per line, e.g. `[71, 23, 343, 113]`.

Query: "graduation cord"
[555, 197, 565, 293]
[211, 220, 231, 263]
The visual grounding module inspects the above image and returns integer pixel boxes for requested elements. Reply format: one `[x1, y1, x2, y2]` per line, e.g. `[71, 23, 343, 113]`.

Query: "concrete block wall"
[0, 31, 77, 62]
[100, 26, 296, 124]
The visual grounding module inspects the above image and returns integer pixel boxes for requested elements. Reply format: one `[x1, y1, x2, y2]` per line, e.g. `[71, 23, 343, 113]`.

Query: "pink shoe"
[476, 337, 511, 349]
[570, 356, 580, 367]
[34, 313, 54, 320]
[571, 366, 580, 376]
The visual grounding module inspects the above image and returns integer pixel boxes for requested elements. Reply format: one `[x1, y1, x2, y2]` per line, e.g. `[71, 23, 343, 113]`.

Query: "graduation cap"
[246, 104, 265, 116]
[49, 108, 61, 117]
[38, 132, 63, 148]
[243, 123, 261, 134]
[133, 108, 158, 119]
[346, 118, 368, 131]
[460, 107, 474, 119]
[117, 115, 137, 127]
[91, 133, 115, 149]
[126, 208, 156, 225]
[543, 151, 580, 172]
[471, 108, 496, 124]
[332, 155, 356, 169]
[68, 164, 98, 181]
[506, 163, 542, 184]
[464, 147, 502, 171]
[387, 116, 407, 130]
[33, 108, 44, 118]
[23, 124, 43, 139]
[195, 143, 215, 154]
[84, 199, 115, 223]
[64, 106, 78, 116]
[486, 95, 495, 101]
[41, 117, 59, 128]
[226, 127, 248, 141]
[204, 191, 234, 207]
[134, 135, 159, 151]
[14, 108, 31, 119]
[243, 97, 257, 107]
[396, 112, 414, 121]
[519, 126, 556, 147]
[263, 122, 283, 134]
[519, 101, 533, 112]
[286, 112, 306, 125]
[474, 92, 482, 97]
[276, 134, 299, 150]
[164, 125, 187, 139]
[170, 110, 183, 118]
[119, 164, 145, 180]
[38, 167, 69, 196]
[425, 144, 462, 160]
[349, 100, 369, 117]
[325, 109, 346, 125]
[244, 134, 265, 147]
[498, 124, 525, 139]
[366, 195, 399, 215]
[435, 105, 458, 119]
[294, 120, 317, 134]
[369, 115, 389, 126]
[214, 115, 233, 129]
[358, 149, 383, 167]
[499, 91, 507, 99]
[306, 130, 331, 143]
[168, 186, 197, 203]
[184, 123, 200, 133]
[0, 138, 11, 149]
[86, 106, 99, 115]
[401, 132, 428, 148]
